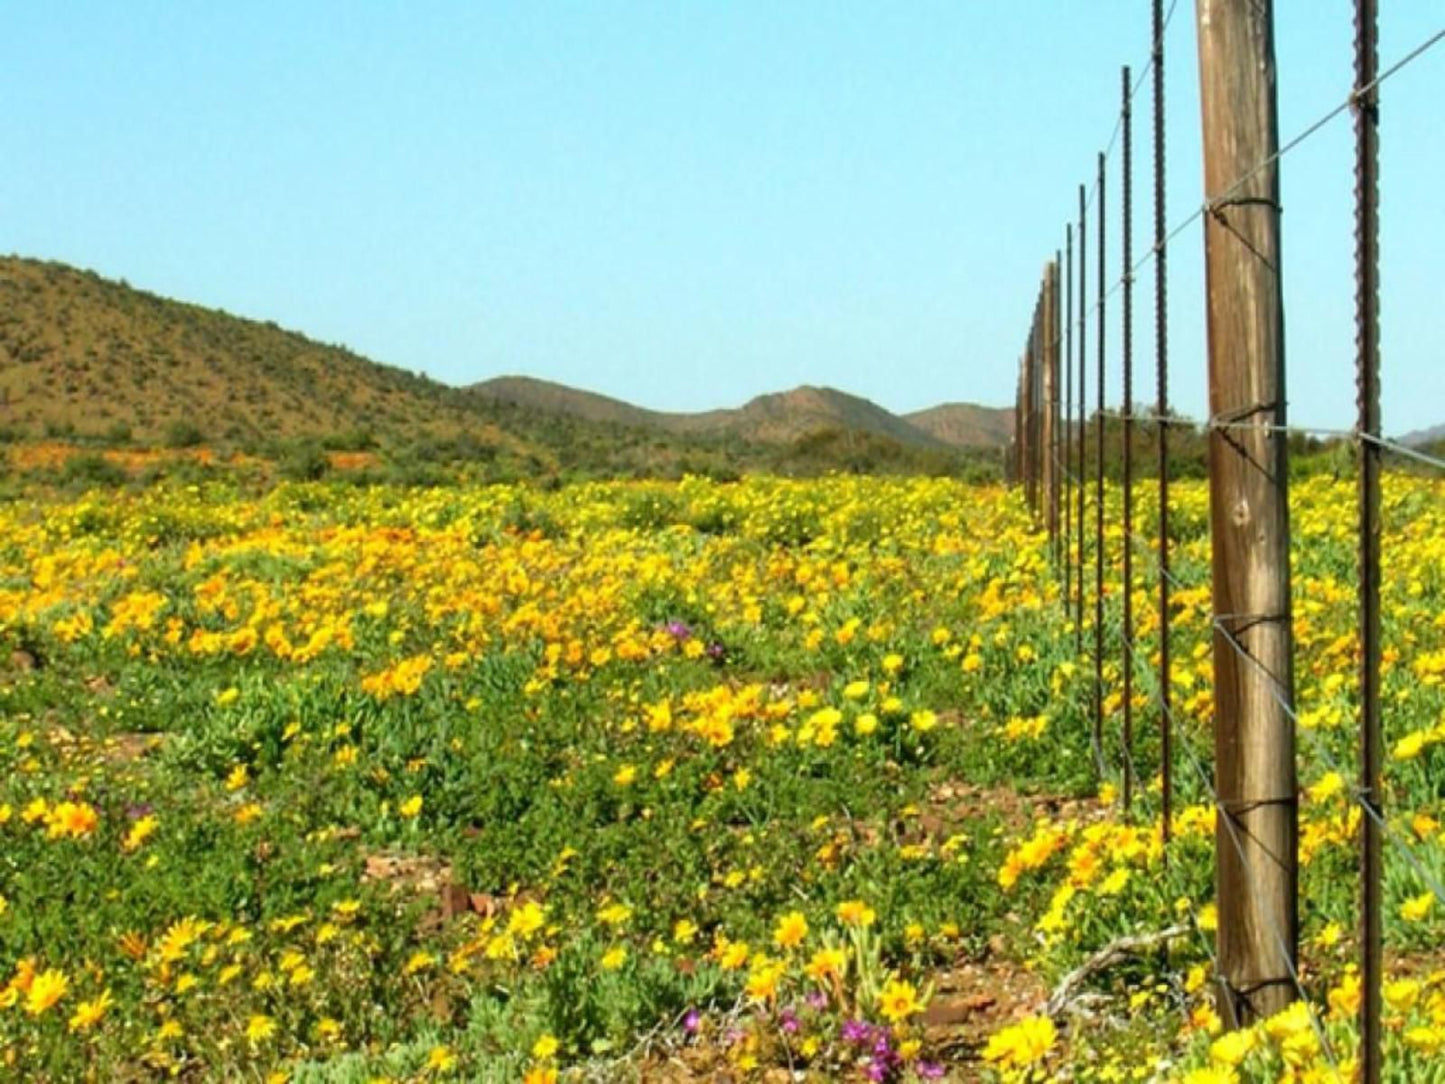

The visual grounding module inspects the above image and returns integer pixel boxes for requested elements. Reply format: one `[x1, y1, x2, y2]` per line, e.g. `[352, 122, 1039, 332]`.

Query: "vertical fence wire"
[1077, 184, 1088, 656]
[1152, 0, 1173, 853]
[1120, 65, 1136, 813]
[1353, 0, 1382, 1078]
[1093, 151, 1106, 779]
[1006, 3, 1445, 1069]
[1065, 226, 1074, 605]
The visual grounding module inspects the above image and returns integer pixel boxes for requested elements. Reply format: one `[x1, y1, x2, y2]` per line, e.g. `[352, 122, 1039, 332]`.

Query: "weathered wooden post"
[1195, 0, 1298, 1026]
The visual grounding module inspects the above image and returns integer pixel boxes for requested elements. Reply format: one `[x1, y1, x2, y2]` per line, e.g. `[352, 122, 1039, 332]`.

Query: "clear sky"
[3, 3, 1441, 434]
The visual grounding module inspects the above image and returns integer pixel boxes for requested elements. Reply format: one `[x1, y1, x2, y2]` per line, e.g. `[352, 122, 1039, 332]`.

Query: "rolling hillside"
[473, 377, 1011, 450]
[0, 256, 1012, 477]
[905, 401, 1016, 449]
[0, 256, 510, 447]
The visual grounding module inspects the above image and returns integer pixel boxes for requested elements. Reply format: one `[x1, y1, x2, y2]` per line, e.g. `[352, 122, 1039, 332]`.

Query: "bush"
[59, 453, 128, 488]
[279, 444, 331, 482]
[164, 420, 205, 448]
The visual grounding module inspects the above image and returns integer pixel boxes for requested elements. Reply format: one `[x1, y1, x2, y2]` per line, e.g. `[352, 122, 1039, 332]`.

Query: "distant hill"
[0, 256, 1011, 480]
[470, 375, 675, 431]
[0, 255, 511, 447]
[1399, 422, 1445, 449]
[473, 377, 1005, 450]
[905, 402, 1016, 449]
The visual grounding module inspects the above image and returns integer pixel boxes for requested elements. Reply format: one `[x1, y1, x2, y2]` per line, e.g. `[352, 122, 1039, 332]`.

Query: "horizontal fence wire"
[1095, 408, 1445, 469]
[1100, 525, 1342, 1066]
[1211, 617, 1445, 911]
[1054, 488, 1332, 1048]
[1024, 11, 1445, 1072]
[1071, 25, 1445, 337]
[1055, 463, 1445, 986]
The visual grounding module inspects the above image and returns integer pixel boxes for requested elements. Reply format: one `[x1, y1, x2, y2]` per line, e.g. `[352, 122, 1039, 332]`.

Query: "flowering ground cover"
[1, 470, 1442, 1081]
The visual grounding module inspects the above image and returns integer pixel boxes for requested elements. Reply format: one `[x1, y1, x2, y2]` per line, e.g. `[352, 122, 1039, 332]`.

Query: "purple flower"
[780, 1007, 800, 1034]
[683, 1009, 701, 1034]
[864, 1058, 888, 1083]
[706, 641, 726, 660]
[805, 990, 828, 1011]
[124, 801, 154, 821]
[917, 1062, 946, 1079]
[841, 1018, 871, 1043]
[665, 620, 692, 639]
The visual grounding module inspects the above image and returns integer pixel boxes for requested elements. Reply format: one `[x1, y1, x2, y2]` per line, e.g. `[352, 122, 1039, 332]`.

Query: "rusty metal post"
[1094, 150, 1106, 777]
[1065, 226, 1074, 602]
[1077, 184, 1088, 654]
[1153, 0, 1174, 849]
[1121, 67, 1136, 812]
[1048, 256, 1061, 553]
[1196, 0, 1298, 1026]
[1032, 294, 1043, 516]
[1017, 354, 1028, 485]
[1353, 0, 1382, 1077]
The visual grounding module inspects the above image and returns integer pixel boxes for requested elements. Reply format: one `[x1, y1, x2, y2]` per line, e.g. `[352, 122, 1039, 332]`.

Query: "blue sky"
[2, 3, 1441, 433]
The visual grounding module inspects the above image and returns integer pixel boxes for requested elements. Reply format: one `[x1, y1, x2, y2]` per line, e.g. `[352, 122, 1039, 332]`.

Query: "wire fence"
[1010, 2, 1444, 1079]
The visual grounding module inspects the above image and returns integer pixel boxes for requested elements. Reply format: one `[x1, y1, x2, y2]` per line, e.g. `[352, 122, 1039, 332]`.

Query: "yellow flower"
[399, 794, 423, 818]
[426, 1044, 457, 1072]
[45, 801, 99, 839]
[509, 901, 547, 939]
[225, 764, 249, 791]
[404, 951, 436, 975]
[982, 1013, 1055, 1068]
[24, 968, 68, 1016]
[878, 978, 922, 1023]
[804, 946, 846, 983]
[1181, 1069, 1239, 1084]
[836, 899, 876, 927]
[246, 1014, 277, 1043]
[910, 709, 938, 732]
[1393, 730, 1428, 760]
[1197, 903, 1218, 933]
[672, 919, 698, 945]
[613, 764, 636, 786]
[122, 815, 158, 852]
[1306, 771, 1344, 803]
[600, 945, 627, 970]
[718, 940, 750, 970]
[1404, 1026, 1445, 1056]
[1328, 971, 1361, 1019]
[772, 910, 808, 949]
[1097, 867, 1131, 895]
[745, 959, 785, 1002]
[854, 712, 878, 736]
[316, 1017, 343, 1042]
[596, 902, 632, 926]
[1401, 892, 1435, 923]
[531, 1033, 559, 1059]
[1384, 978, 1421, 1013]
[1209, 1027, 1256, 1066]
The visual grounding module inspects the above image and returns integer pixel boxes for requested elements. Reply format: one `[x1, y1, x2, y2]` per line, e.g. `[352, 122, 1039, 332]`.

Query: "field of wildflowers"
[1, 468, 1442, 1081]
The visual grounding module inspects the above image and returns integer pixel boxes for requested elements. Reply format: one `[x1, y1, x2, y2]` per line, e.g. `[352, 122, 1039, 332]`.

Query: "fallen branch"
[1045, 924, 1190, 1018]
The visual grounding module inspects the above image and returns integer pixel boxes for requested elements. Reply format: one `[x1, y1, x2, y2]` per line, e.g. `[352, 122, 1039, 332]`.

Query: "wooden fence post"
[1194, 0, 1298, 1026]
